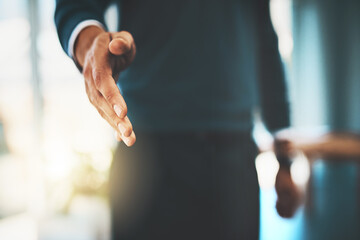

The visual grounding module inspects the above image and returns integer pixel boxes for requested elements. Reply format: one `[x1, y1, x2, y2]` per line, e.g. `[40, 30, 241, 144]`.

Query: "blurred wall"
[292, 0, 360, 239]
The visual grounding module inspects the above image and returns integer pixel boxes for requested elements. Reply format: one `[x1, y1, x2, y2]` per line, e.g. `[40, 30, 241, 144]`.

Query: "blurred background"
[0, 0, 359, 239]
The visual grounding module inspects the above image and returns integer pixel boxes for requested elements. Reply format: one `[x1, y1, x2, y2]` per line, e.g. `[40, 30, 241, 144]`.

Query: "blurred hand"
[275, 166, 301, 218]
[75, 26, 136, 146]
[273, 136, 302, 218]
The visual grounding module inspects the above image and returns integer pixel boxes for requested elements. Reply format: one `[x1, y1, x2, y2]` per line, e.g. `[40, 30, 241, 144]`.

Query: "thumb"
[109, 31, 135, 56]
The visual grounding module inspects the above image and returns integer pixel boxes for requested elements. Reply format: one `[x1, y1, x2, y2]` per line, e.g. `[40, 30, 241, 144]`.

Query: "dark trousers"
[109, 131, 259, 240]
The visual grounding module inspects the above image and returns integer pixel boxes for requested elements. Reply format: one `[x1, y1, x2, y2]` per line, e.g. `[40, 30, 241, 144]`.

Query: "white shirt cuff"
[67, 20, 105, 58]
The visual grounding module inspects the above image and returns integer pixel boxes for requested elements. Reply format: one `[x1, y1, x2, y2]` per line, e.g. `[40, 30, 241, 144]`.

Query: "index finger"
[92, 67, 128, 118]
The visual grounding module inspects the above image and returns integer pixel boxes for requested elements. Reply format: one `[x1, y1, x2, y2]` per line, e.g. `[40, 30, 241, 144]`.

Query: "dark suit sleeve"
[54, 0, 112, 55]
[255, 0, 291, 132]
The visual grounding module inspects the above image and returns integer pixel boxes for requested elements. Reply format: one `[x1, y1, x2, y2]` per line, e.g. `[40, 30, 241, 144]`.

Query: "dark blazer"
[55, 0, 290, 132]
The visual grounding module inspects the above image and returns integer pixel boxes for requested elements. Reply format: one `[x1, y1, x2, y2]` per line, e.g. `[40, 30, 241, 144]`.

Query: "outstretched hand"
[75, 26, 136, 146]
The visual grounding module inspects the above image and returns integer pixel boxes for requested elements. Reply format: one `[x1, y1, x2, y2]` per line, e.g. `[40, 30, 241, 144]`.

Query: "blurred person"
[54, 0, 290, 239]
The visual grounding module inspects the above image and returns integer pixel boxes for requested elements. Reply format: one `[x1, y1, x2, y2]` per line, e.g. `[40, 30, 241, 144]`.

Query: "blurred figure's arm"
[254, 0, 290, 135]
[276, 130, 360, 160]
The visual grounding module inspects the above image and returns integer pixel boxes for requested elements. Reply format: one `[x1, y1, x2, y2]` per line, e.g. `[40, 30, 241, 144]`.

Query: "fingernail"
[123, 137, 131, 146]
[114, 105, 122, 117]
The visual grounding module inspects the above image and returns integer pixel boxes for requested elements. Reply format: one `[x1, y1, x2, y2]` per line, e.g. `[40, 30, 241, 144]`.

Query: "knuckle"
[103, 89, 116, 102]
[125, 127, 132, 137]
[93, 71, 105, 89]
[121, 106, 128, 116]
[110, 113, 118, 124]
[125, 124, 133, 133]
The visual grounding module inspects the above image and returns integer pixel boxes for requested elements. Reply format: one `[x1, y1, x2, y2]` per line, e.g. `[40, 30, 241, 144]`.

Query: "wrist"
[74, 26, 105, 69]
[277, 156, 292, 170]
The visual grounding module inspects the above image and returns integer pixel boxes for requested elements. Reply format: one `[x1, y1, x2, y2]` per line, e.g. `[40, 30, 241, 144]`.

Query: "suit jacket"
[55, 0, 290, 132]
